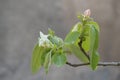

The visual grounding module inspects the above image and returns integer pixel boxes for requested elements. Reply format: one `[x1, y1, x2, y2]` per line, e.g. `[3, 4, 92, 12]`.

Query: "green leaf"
[89, 26, 99, 53]
[64, 22, 83, 45]
[52, 53, 67, 67]
[69, 44, 89, 62]
[31, 44, 42, 73]
[89, 26, 100, 70]
[65, 31, 80, 44]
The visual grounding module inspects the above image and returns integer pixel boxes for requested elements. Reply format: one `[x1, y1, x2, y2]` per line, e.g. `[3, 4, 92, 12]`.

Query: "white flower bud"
[84, 9, 91, 17]
[39, 31, 53, 47]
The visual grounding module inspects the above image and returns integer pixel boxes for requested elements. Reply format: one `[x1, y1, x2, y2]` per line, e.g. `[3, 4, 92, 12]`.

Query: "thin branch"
[66, 62, 120, 67]
[78, 39, 90, 61]
[66, 62, 89, 67]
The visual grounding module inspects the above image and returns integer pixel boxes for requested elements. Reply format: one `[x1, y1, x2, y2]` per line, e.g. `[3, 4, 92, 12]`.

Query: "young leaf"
[89, 26, 100, 70]
[68, 44, 89, 62]
[31, 44, 43, 73]
[65, 22, 82, 44]
[52, 53, 67, 67]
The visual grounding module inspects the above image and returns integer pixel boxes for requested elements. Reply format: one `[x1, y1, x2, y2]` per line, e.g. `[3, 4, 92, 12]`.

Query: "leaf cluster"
[31, 12, 100, 74]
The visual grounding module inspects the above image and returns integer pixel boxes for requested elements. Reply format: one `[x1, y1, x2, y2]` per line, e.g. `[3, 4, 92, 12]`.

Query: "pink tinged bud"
[84, 9, 91, 17]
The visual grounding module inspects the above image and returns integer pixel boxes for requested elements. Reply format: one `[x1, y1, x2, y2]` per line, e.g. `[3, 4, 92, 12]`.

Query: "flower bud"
[84, 9, 91, 17]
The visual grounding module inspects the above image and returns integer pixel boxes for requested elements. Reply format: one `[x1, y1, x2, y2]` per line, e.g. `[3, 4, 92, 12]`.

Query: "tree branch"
[66, 62, 120, 67]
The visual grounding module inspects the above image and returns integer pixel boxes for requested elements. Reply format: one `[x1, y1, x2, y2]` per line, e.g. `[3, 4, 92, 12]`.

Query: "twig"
[78, 39, 90, 61]
[66, 62, 120, 67]
[69, 35, 120, 68]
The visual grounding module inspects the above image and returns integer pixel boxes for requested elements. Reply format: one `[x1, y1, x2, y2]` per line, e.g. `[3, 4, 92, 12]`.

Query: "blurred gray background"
[0, 0, 120, 80]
